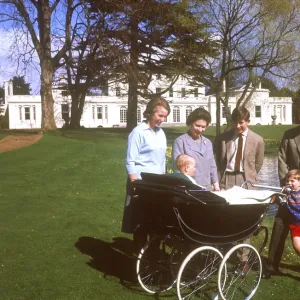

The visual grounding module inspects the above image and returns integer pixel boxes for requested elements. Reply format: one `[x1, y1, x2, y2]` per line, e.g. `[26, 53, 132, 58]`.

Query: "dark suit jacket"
[278, 126, 300, 186]
[215, 128, 264, 184]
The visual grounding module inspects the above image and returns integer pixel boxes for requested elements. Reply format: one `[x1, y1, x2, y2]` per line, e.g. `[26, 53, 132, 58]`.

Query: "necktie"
[234, 133, 243, 172]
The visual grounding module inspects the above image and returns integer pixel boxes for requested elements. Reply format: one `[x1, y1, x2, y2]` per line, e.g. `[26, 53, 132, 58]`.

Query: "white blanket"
[211, 186, 285, 205]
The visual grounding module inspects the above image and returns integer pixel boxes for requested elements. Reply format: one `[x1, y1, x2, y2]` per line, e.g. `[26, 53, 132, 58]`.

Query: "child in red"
[285, 169, 300, 256]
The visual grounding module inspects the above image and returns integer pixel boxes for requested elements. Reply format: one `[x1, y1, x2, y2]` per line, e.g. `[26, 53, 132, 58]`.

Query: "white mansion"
[1, 76, 293, 129]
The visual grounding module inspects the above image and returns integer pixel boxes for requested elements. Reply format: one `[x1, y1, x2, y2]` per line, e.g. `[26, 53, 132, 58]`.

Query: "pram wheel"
[218, 243, 262, 300]
[136, 233, 182, 293]
[177, 246, 223, 300]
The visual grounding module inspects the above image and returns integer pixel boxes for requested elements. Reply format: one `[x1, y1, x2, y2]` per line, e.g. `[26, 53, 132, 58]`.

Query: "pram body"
[133, 173, 284, 300]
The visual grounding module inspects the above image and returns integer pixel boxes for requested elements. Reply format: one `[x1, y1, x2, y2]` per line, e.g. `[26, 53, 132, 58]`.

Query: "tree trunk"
[39, 4, 56, 131]
[40, 62, 56, 131]
[126, 11, 139, 132]
[215, 90, 221, 136]
[69, 92, 86, 128]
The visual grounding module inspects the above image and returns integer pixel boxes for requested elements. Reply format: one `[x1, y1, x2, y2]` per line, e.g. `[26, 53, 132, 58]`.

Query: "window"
[97, 106, 103, 119]
[156, 87, 161, 94]
[186, 106, 192, 119]
[137, 107, 141, 123]
[24, 107, 30, 120]
[33, 106, 36, 121]
[169, 88, 173, 97]
[181, 88, 185, 97]
[116, 87, 121, 97]
[222, 106, 231, 118]
[283, 105, 286, 121]
[194, 88, 198, 97]
[173, 106, 180, 122]
[255, 106, 261, 118]
[61, 104, 69, 123]
[120, 106, 127, 123]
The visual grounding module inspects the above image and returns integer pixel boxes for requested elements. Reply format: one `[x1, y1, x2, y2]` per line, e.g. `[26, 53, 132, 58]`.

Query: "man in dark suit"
[266, 125, 300, 276]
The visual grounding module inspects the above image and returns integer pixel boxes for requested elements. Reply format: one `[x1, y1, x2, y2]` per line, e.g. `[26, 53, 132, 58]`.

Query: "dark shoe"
[262, 263, 281, 279]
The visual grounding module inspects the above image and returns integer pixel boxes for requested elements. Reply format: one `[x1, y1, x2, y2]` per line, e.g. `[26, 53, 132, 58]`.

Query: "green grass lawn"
[0, 126, 299, 299]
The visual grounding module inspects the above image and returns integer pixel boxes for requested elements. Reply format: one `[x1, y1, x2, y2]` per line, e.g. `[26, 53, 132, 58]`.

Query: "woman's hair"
[186, 107, 211, 126]
[175, 154, 195, 171]
[143, 97, 170, 120]
[286, 169, 300, 181]
[231, 106, 250, 122]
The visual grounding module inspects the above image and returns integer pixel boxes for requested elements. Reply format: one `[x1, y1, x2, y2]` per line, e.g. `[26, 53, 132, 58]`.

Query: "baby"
[285, 169, 300, 256]
[173, 154, 205, 189]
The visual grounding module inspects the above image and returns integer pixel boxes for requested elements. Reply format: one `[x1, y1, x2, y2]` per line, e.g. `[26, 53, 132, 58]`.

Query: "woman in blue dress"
[122, 97, 170, 234]
[172, 107, 220, 191]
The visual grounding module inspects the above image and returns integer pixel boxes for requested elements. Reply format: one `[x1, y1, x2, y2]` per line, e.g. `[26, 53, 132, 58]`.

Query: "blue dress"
[122, 122, 167, 233]
[172, 132, 218, 190]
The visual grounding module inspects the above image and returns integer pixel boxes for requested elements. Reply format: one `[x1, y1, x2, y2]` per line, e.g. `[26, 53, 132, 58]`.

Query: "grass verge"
[0, 126, 299, 299]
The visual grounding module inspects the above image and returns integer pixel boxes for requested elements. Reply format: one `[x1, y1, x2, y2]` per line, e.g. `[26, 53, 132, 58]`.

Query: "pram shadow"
[75, 236, 139, 285]
[279, 262, 300, 281]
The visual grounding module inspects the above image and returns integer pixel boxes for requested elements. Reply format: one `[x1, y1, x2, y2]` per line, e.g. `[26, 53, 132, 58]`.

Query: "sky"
[0, 28, 41, 94]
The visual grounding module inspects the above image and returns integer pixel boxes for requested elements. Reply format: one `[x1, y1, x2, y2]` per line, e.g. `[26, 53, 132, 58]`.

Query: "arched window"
[137, 107, 141, 123]
[120, 106, 127, 123]
[186, 106, 192, 119]
[173, 106, 180, 123]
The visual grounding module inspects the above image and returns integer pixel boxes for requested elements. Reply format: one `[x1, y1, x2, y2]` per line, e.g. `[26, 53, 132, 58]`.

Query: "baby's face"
[286, 177, 300, 191]
[186, 161, 196, 176]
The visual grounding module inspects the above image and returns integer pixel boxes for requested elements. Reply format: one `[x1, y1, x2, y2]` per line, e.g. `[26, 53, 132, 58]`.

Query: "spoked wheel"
[218, 243, 262, 300]
[177, 246, 223, 300]
[136, 233, 184, 294]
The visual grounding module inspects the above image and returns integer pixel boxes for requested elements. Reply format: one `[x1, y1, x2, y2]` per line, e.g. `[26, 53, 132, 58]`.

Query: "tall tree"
[0, 0, 77, 131]
[87, 0, 215, 130]
[192, 0, 300, 134]
[58, 1, 125, 128]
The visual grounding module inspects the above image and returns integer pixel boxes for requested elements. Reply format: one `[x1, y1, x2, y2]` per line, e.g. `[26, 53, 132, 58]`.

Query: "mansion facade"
[2, 76, 293, 129]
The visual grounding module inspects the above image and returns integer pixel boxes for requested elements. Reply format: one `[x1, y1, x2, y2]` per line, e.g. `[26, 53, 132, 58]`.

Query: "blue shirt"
[126, 122, 167, 178]
[286, 189, 300, 225]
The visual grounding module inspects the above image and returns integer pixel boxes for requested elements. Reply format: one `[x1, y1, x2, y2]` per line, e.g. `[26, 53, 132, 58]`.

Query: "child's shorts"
[289, 224, 300, 238]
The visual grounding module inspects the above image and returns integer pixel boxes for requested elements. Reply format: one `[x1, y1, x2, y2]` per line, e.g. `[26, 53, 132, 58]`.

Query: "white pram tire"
[218, 243, 262, 300]
[136, 234, 179, 293]
[177, 246, 223, 300]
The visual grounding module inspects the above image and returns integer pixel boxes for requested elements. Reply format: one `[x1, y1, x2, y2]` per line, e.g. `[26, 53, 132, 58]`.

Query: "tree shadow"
[75, 236, 139, 285]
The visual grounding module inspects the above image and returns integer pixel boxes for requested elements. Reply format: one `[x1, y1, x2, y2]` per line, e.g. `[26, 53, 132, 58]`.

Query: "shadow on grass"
[75, 236, 139, 285]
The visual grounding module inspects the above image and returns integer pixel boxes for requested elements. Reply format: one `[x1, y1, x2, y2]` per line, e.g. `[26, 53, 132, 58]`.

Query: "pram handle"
[241, 181, 291, 193]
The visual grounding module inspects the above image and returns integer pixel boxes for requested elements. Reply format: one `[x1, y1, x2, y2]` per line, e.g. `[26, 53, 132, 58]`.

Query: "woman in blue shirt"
[172, 108, 220, 191]
[122, 97, 170, 234]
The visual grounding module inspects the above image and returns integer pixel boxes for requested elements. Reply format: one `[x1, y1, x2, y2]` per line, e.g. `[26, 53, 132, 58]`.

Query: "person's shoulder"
[174, 132, 188, 142]
[218, 128, 234, 140]
[129, 123, 147, 135]
[248, 129, 263, 141]
[202, 135, 212, 145]
[282, 125, 300, 139]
